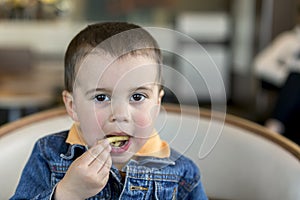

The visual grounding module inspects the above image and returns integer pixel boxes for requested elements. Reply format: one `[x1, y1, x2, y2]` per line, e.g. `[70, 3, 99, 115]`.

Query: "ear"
[158, 89, 165, 104]
[62, 90, 79, 122]
[153, 89, 165, 117]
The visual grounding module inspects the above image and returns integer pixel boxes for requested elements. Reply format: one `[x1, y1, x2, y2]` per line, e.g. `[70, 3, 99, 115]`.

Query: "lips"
[106, 133, 132, 153]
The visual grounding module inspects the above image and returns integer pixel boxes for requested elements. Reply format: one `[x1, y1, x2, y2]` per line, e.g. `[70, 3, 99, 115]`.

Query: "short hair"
[64, 22, 162, 92]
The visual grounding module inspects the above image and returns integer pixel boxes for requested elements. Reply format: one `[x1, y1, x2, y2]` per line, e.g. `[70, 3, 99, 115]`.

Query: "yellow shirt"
[66, 124, 170, 158]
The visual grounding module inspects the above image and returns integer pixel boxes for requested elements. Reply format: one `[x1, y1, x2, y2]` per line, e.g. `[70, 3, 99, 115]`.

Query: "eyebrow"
[131, 85, 154, 93]
[85, 85, 155, 96]
[85, 88, 111, 96]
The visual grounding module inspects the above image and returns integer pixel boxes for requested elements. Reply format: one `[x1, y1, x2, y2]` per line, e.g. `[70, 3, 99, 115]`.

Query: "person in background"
[254, 24, 300, 145]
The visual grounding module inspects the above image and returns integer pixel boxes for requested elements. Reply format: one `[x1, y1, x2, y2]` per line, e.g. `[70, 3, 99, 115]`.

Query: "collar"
[66, 123, 170, 158]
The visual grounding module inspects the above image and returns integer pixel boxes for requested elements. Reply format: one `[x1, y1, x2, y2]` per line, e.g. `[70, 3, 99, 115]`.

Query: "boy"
[11, 22, 208, 199]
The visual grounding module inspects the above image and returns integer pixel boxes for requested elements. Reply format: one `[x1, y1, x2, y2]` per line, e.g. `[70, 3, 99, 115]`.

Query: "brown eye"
[130, 93, 146, 102]
[95, 94, 110, 102]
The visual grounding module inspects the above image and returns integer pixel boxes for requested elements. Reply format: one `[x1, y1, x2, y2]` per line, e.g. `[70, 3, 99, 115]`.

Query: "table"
[0, 62, 64, 122]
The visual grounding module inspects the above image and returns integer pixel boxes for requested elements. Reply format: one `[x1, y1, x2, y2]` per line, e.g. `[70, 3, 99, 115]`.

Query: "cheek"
[78, 110, 108, 145]
[93, 110, 110, 132]
[134, 114, 152, 128]
[133, 105, 160, 128]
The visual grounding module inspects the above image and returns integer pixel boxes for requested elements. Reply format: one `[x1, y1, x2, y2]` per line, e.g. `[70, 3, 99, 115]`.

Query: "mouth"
[106, 135, 130, 148]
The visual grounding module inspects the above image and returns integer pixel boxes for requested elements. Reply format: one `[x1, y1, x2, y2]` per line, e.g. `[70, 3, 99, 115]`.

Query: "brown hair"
[64, 22, 162, 92]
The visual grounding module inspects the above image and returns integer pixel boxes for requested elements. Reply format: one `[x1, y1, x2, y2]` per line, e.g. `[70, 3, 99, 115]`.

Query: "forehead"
[75, 53, 158, 90]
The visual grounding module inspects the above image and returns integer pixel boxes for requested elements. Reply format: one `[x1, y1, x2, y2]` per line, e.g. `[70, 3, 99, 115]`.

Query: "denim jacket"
[10, 131, 208, 200]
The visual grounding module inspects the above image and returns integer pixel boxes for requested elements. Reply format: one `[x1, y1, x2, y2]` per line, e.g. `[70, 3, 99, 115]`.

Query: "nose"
[109, 102, 130, 123]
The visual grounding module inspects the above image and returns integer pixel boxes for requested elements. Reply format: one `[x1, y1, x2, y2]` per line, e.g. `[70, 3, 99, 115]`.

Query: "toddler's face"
[69, 53, 163, 165]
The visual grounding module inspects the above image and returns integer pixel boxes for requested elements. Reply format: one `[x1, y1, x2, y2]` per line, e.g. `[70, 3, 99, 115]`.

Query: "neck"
[114, 163, 126, 171]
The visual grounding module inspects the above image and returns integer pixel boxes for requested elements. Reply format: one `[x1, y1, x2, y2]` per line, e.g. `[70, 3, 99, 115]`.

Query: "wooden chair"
[0, 104, 299, 200]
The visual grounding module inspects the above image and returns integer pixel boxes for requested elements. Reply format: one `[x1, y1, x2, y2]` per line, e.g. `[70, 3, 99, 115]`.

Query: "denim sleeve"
[185, 180, 208, 200]
[10, 141, 55, 200]
[176, 154, 208, 200]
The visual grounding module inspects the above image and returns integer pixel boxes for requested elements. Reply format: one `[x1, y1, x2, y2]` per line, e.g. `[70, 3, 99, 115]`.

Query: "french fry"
[107, 136, 129, 147]
[107, 136, 129, 143]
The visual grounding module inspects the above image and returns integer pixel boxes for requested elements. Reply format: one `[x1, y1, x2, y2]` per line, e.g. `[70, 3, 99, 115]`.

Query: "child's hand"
[55, 139, 112, 200]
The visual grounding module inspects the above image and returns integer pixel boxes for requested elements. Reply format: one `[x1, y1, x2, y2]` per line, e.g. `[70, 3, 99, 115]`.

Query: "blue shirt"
[11, 131, 208, 200]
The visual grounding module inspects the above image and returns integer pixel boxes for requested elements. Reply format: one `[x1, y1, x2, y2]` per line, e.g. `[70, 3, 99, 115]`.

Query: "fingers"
[78, 139, 111, 170]
[97, 152, 112, 174]
[80, 139, 110, 162]
[89, 145, 112, 173]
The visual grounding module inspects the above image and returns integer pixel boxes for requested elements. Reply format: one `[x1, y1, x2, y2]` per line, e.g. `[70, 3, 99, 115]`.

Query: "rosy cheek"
[134, 115, 152, 128]
[133, 109, 156, 129]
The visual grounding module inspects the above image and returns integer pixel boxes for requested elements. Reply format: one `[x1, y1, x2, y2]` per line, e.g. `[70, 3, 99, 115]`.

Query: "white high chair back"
[0, 104, 299, 200]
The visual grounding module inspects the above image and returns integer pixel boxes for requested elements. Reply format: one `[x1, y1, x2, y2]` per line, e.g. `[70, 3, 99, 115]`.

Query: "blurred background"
[0, 0, 299, 142]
